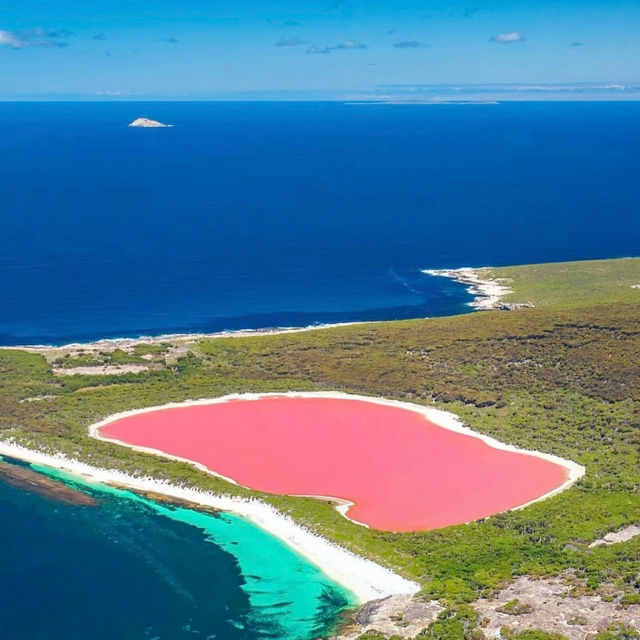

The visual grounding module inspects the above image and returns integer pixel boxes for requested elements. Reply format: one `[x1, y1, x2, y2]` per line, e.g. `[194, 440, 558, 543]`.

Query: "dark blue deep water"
[1, 101, 639, 345]
[0, 459, 353, 640]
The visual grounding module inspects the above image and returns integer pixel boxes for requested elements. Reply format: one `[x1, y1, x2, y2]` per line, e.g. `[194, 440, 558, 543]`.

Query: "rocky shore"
[423, 267, 533, 311]
[0, 460, 97, 506]
[330, 574, 640, 640]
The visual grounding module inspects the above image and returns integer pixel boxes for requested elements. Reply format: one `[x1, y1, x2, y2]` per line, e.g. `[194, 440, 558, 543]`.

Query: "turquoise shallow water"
[0, 457, 355, 640]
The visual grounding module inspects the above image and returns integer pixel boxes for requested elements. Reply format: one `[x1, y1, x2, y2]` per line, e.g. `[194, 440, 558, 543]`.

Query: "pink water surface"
[99, 396, 569, 531]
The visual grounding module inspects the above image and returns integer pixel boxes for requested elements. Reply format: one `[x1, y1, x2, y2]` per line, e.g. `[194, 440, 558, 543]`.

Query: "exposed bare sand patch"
[52, 364, 149, 376]
[589, 523, 640, 548]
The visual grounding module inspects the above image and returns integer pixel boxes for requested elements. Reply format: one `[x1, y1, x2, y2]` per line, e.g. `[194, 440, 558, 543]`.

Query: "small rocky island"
[128, 117, 172, 128]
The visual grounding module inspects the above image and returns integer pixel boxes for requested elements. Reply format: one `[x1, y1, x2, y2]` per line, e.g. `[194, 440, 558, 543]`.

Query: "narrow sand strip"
[89, 391, 586, 521]
[0, 440, 419, 603]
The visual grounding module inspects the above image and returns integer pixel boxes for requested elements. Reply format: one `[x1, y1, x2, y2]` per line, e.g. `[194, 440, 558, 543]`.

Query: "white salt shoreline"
[89, 391, 586, 520]
[0, 391, 585, 605]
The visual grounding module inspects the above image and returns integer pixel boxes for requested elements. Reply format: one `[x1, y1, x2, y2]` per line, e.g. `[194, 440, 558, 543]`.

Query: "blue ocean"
[1, 102, 640, 639]
[1, 101, 639, 345]
[0, 457, 354, 640]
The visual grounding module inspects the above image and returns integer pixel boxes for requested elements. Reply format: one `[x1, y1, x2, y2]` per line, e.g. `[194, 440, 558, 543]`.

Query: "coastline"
[0, 392, 585, 607]
[422, 267, 531, 310]
[0, 438, 419, 604]
[0, 321, 368, 353]
[0, 255, 636, 639]
[0, 460, 97, 506]
[88, 391, 586, 524]
[0, 267, 531, 353]
[0, 267, 526, 353]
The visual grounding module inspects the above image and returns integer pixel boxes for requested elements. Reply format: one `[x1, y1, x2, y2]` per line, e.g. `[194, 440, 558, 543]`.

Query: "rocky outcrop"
[0, 461, 97, 506]
[128, 117, 172, 128]
[423, 267, 533, 311]
[474, 576, 640, 639]
[330, 576, 640, 640]
[331, 594, 443, 639]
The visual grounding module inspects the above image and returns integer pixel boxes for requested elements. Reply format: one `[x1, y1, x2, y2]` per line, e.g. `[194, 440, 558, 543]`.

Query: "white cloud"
[0, 27, 70, 49]
[306, 45, 331, 54]
[490, 31, 524, 44]
[0, 29, 24, 48]
[335, 39, 366, 50]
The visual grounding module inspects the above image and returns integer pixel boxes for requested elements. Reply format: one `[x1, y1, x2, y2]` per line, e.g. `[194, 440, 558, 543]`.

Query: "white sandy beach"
[0, 438, 419, 604]
[0, 392, 584, 605]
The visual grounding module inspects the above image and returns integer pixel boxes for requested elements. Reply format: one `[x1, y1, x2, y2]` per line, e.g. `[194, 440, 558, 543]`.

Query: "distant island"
[128, 117, 172, 128]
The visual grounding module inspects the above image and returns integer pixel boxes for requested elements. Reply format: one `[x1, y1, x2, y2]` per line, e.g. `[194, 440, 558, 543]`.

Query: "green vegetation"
[51, 347, 149, 368]
[415, 607, 483, 639]
[489, 257, 640, 309]
[354, 606, 483, 640]
[52, 352, 103, 368]
[0, 258, 639, 614]
[500, 630, 568, 640]
[620, 594, 640, 608]
[588, 624, 640, 640]
[107, 348, 145, 364]
[496, 599, 533, 616]
[132, 342, 169, 357]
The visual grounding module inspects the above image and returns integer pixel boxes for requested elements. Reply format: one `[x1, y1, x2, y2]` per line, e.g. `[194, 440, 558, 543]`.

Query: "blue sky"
[1, 0, 639, 100]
